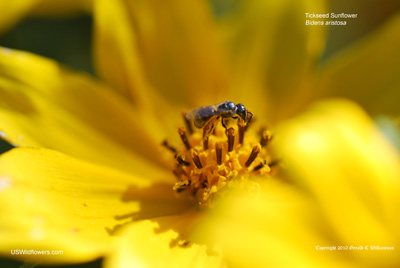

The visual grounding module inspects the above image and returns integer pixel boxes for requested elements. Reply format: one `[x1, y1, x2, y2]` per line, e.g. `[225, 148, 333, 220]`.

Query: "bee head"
[235, 103, 248, 121]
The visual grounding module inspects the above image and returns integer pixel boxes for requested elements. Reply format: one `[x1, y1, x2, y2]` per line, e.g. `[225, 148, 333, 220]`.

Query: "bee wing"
[185, 107, 201, 120]
[186, 105, 218, 129]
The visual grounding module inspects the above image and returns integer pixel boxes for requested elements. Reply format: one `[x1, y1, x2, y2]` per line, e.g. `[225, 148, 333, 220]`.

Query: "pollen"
[163, 115, 276, 208]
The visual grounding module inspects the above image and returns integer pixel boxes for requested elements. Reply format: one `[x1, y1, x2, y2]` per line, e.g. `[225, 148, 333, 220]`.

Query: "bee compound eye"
[236, 103, 247, 120]
[236, 103, 245, 113]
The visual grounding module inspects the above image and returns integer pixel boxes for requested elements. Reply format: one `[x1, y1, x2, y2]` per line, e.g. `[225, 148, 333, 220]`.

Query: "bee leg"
[245, 112, 253, 131]
[246, 112, 253, 125]
[231, 116, 244, 128]
[203, 120, 216, 140]
[231, 116, 240, 125]
[222, 118, 234, 137]
[221, 118, 228, 130]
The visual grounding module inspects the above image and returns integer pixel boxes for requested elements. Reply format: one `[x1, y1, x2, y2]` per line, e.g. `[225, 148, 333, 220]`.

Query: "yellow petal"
[0, 47, 170, 179]
[0, 147, 150, 264]
[220, 0, 327, 120]
[105, 213, 223, 268]
[196, 100, 400, 267]
[0, 0, 36, 34]
[315, 14, 400, 116]
[195, 180, 350, 268]
[93, 0, 149, 102]
[93, 0, 182, 140]
[93, 0, 229, 107]
[276, 99, 400, 265]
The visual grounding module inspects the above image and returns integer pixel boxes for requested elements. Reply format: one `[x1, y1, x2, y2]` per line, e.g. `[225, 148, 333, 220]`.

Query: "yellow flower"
[197, 100, 400, 268]
[0, 0, 399, 267]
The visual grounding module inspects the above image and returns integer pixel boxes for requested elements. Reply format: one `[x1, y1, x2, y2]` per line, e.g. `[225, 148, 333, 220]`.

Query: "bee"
[186, 101, 253, 139]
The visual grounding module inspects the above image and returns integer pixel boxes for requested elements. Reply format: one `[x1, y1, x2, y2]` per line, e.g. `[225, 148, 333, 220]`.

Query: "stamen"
[162, 140, 177, 153]
[245, 144, 261, 167]
[269, 160, 280, 168]
[227, 127, 235, 152]
[191, 149, 203, 169]
[179, 127, 191, 150]
[215, 143, 222, 165]
[260, 130, 272, 147]
[203, 135, 209, 150]
[199, 173, 207, 188]
[182, 112, 193, 134]
[175, 155, 190, 166]
[170, 106, 276, 208]
[253, 160, 267, 171]
[173, 179, 191, 192]
[238, 123, 246, 145]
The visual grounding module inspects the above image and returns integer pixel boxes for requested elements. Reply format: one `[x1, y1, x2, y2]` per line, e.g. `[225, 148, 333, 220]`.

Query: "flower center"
[163, 113, 276, 208]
